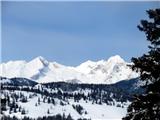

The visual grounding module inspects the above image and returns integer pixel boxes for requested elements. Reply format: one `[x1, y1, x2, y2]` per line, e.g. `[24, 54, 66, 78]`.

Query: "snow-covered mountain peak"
[0, 55, 139, 84]
[75, 60, 96, 74]
[29, 56, 49, 67]
[107, 55, 125, 64]
[34, 56, 45, 62]
[78, 60, 96, 67]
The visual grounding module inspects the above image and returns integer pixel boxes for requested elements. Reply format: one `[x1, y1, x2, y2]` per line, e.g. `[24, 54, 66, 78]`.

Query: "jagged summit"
[33, 56, 46, 62]
[30, 56, 49, 67]
[0, 55, 139, 84]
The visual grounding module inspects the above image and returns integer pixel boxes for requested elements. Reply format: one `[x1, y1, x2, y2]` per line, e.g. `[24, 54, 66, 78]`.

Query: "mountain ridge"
[0, 55, 139, 84]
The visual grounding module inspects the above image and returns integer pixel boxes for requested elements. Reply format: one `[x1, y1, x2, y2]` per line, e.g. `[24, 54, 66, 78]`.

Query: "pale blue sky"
[1, 1, 159, 66]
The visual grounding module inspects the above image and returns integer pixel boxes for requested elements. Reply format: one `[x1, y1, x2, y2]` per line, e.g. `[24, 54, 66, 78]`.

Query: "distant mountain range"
[0, 55, 139, 84]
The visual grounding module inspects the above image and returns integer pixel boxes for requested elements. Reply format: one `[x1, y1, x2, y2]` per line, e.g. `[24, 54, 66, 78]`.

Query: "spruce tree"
[123, 8, 160, 120]
[21, 108, 26, 115]
[47, 109, 50, 114]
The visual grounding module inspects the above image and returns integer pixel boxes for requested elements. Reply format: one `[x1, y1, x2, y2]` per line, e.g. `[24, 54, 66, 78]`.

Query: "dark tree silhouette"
[123, 8, 160, 120]
[47, 109, 50, 114]
[21, 108, 26, 115]
[1, 98, 7, 111]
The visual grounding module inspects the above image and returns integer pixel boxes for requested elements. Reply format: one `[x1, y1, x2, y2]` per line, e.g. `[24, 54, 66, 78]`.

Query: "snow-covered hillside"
[0, 55, 139, 84]
[1, 90, 127, 120]
[1, 77, 144, 120]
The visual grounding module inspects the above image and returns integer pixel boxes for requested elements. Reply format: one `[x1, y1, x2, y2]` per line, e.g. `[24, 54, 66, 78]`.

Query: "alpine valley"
[0, 55, 144, 120]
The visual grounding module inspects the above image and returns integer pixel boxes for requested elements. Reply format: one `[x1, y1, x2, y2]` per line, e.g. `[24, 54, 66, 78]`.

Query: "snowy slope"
[0, 55, 139, 84]
[2, 90, 128, 120]
[1, 77, 143, 120]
